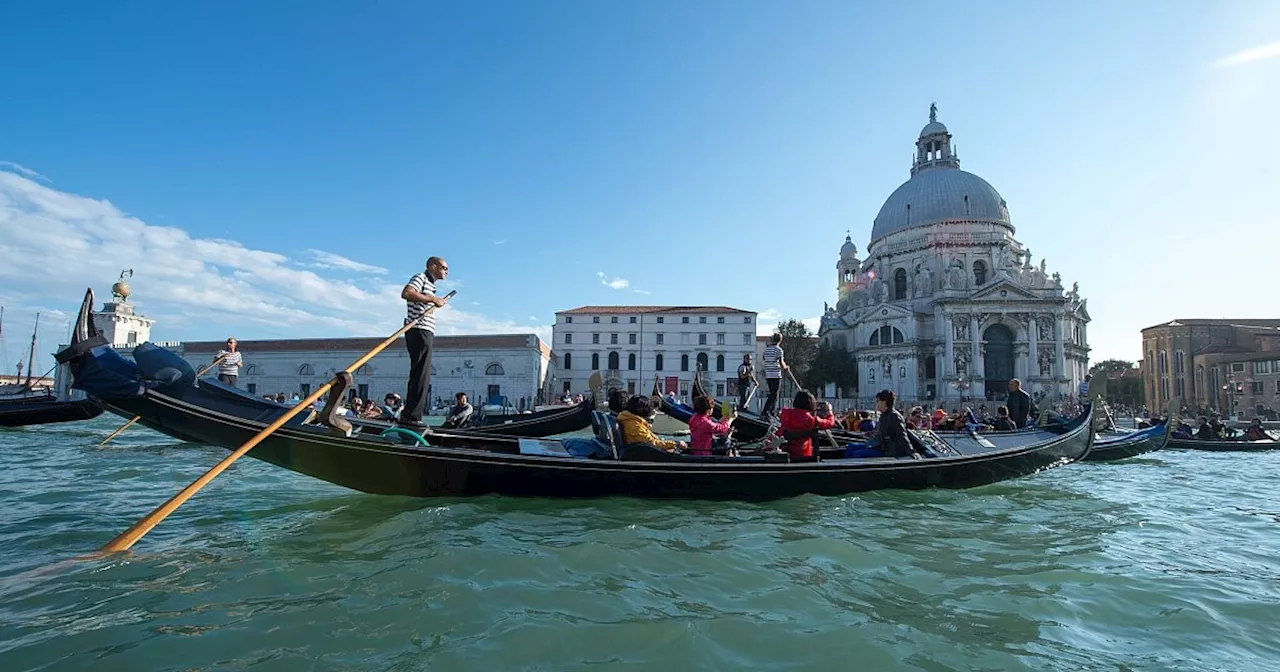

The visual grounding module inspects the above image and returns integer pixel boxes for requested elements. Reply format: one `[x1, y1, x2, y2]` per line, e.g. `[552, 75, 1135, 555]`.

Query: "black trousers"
[763, 377, 781, 415]
[738, 380, 751, 409]
[402, 329, 434, 424]
[217, 373, 238, 387]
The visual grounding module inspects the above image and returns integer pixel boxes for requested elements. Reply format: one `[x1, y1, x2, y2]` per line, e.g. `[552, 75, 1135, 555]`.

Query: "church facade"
[818, 106, 1090, 406]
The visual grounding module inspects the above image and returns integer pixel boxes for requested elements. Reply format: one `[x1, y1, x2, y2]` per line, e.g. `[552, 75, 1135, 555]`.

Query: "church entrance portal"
[983, 324, 1015, 400]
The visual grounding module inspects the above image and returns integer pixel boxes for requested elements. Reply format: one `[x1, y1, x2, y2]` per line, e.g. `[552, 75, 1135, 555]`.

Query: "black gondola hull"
[0, 397, 103, 428]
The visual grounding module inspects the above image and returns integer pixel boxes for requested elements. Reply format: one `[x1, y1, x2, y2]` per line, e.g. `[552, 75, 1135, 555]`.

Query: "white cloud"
[753, 308, 819, 337]
[1213, 41, 1280, 68]
[494, 239, 508, 245]
[596, 271, 629, 290]
[0, 161, 48, 182]
[757, 308, 782, 322]
[305, 249, 388, 275]
[0, 170, 551, 344]
[632, 289, 652, 295]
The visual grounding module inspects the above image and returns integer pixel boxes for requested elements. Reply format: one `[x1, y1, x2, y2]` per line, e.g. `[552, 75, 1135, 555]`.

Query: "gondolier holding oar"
[399, 257, 450, 430]
[214, 338, 243, 387]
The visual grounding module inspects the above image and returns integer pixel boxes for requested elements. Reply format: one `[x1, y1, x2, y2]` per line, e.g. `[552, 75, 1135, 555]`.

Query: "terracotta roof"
[558, 306, 752, 315]
[183, 333, 543, 354]
[1194, 344, 1255, 356]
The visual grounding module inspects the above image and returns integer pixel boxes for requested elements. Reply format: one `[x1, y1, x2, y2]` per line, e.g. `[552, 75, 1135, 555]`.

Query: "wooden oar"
[100, 355, 228, 446]
[99, 291, 455, 553]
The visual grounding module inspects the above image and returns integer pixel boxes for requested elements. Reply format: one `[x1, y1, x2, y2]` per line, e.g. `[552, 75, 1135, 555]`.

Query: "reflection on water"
[1, 417, 1278, 670]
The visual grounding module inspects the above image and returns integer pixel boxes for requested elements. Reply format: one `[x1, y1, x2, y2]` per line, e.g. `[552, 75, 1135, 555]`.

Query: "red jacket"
[775, 407, 838, 458]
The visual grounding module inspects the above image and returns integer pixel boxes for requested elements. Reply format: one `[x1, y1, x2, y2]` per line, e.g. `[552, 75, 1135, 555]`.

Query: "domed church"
[818, 105, 1090, 405]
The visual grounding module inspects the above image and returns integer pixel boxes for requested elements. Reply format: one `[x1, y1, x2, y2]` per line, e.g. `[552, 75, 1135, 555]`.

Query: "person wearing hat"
[379, 393, 403, 421]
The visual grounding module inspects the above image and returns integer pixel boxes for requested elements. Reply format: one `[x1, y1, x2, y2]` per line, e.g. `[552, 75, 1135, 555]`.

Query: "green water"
[1, 416, 1277, 671]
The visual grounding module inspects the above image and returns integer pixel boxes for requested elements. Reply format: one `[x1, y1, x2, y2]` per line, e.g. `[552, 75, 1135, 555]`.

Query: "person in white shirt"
[215, 338, 245, 387]
[399, 257, 449, 429]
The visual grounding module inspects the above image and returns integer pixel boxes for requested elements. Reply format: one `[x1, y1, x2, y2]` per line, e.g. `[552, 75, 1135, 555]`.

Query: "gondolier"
[761, 334, 787, 417]
[736, 354, 753, 410]
[399, 256, 449, 430]
[215, 338, 244, 387]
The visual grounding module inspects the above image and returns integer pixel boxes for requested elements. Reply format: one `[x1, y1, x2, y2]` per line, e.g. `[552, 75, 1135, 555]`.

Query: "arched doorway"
[983, 324, 1015, 400]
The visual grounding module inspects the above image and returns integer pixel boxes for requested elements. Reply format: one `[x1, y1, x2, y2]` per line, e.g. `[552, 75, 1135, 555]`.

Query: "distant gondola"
[195, 377, 594, 438]
[0, 394, 103, 428]
[1166, 436, 1280, 452]
[1082, 418, 1171, 461]
[57, 288, 1097, 500]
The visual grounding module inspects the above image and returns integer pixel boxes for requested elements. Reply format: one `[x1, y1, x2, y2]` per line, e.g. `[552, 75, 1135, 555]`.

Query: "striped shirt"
[763, 344, 784, 378]
[216, 350, 243, 376]
[404, 272, 437, 332]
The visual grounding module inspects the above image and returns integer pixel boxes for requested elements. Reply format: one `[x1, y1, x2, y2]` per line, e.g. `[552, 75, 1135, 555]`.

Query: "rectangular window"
[1275, 380, 1280, 394]
[611, 316, 618, 323]
[630, 316, 637, 323]
[682, 317, 690, 324]
[593, 316, 600, 323]
[592, 333, 600, 344]
[629, 334, 637, 345]
[743, 333, 752, 345]
[716, 383, 725, 396]
[744, 316, 752, 323]
[564, 333, 572, 344]
[698, 334, 707, 345]
[1232, 363, 1245, 373]
[717, 316, 725, 324]
[716, 333, 725, 345]
[565, 316, 572, 323]
[1256, 361, 1270, 375]
[610, 334, 618, 345]
[358, 383, 369, 399]
[657, 334, 664, 345]
[246, 383, 257, 394]
[657, 317, 664, 323]
[1252, 381, 1264, 394]
[563, 381, 572, 393]
[699, 317, 707, 324]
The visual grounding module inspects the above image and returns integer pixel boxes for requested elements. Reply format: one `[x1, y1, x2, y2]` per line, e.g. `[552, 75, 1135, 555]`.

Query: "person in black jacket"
[991, 405, 1018, 431]
[1006, 378, 1036, 428]
[873, 389, 922, 459]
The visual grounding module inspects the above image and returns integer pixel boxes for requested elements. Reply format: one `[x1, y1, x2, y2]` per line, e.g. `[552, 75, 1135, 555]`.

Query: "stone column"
[944, 314, 955, 377]
[1055, 315, 1066, 379]
[970, 314, 981, 382]
[1027, 313, 1038, 379]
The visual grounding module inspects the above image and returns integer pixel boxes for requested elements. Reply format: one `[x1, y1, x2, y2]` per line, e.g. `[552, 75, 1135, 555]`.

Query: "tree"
[1092, 359, 1135, 376]
[804, 341, 858, 395]
[774, 319, 817, 385]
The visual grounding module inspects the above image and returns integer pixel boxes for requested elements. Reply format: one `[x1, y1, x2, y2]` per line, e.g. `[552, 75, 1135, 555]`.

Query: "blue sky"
[1, 1, 1278, 374]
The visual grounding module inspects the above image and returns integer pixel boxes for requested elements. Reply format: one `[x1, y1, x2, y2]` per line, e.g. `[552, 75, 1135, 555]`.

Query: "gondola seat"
[620, 443, 674, 462]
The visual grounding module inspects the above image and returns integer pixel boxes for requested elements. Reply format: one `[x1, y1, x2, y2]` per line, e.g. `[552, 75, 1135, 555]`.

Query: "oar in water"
[99, 354, 228, 446]
[98, 291, 456, 553]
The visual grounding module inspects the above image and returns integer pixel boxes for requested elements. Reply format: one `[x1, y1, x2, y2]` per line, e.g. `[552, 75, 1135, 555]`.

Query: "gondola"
[0, 394, 103, 428]
[195, 376, 594, 438]
[57, 288, 1096, 499]
[1082, 418, 1171, 461]
[1166, 436, 1280, 452]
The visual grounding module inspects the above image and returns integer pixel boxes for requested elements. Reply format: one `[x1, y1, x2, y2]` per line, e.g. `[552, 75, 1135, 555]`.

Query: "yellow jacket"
[617, 410, 680, 452]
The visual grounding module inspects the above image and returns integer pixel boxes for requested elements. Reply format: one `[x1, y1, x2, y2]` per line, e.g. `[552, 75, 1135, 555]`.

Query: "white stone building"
[552, 306, 757, 399]
[818, 105, 1090, 406]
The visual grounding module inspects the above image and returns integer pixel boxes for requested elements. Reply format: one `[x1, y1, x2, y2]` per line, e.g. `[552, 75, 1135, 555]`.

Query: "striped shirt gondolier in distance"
[763, 344, 784, 378]
[216, 350, 243, 376]
[405, 272, 437, 332]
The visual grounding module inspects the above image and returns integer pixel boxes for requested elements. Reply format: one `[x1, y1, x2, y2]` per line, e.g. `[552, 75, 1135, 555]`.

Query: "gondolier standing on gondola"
[762, 334, 787, 417]
[214, 338, 243, 387]
[398, 257, 449, 430]
[736, 354, 753, 410]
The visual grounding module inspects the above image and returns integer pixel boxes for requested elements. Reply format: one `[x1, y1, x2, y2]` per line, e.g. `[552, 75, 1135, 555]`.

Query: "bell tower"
[837, 233, 861, 297]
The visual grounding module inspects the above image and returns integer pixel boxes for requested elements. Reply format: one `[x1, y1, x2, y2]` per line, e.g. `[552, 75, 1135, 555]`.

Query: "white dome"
[870, 167, 1011, 244]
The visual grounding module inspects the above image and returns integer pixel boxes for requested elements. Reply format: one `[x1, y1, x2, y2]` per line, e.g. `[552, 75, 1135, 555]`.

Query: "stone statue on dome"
[1039, 259, 1047, 275]
[1052, 272, 1062, 288]
[929, 102, 938, 124]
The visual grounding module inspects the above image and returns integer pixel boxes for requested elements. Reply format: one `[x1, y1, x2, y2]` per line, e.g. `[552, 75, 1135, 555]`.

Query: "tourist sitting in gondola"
[378, 393, 402, 421]
[855, 410, 877, 432]
[607, 388, 630, 416]
[991, 406, 1017, 431]
[1243, 417, 1269, 441]
[775, 390, 838, 459]
[688, 395, 735, 456]
[1172, 421, 1194, 439]
[906, 406, 926, 429]
[441, 392, 474, 429]
[618, 395, 686, 453]
[844, 390, 923, 459]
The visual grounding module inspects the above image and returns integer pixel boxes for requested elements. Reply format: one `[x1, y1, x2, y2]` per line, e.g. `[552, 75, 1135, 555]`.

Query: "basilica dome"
[868, 106, 1012, 246]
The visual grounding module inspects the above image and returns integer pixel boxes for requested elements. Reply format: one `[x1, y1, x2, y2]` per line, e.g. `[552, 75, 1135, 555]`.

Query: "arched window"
[356, 364, 373, 375]
[628, 353, 636, 370]
[563, 353, 572, 370]
[681, 354, 689, 371]
[973, 260, 987, 286]
[870, 325, 904, 345]
[591, 353, 600, 370]
[893, 268, 908, 300]
[607, 352, 620, 370]
[298, 363, 314, 376]
[716, 354, 725, 372]
[893, 328, 904, 344]
[485, 363, 504, 375]
[843, 269, 853, 283]
[655, 354, 664, 371]
[245, 364, 261, 376]
[870, 330, 879, 346]
[696, 353, 709, 372]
